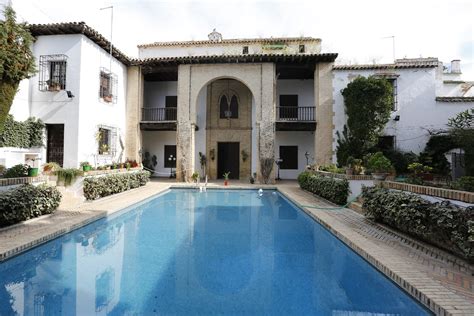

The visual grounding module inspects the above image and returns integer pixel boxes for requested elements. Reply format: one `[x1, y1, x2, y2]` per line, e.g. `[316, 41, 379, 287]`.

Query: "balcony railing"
[142, 107, 177, 121]
[277, 106, 315, 121]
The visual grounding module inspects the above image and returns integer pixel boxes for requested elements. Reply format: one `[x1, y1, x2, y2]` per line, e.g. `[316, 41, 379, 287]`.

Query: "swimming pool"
[0, 189, 430, 315]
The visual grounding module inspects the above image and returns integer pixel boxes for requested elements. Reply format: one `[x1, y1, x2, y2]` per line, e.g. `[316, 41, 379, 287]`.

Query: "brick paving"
[0, 179, 473, 315]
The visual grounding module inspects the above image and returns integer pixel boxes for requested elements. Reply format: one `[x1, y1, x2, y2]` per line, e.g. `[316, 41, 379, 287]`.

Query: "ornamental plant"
[366, 152, 392, 173]
[336, 76, 393, 165]
[0, 6, 36, 133]
[83, 170, 151, 200]
[298, 171, 350, 205]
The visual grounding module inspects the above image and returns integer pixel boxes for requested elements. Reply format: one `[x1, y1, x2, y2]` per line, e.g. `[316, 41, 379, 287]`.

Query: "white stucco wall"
[28, 34, 83, 168]
[276, 79, 315, 108]
[332, 68, 474, 162]
[143, 81, 177, 108]
[139, 40, 321, 59]
[274, 131, 314, 179]
[142, 131, 176, 177]
[76, 35, 128, 167]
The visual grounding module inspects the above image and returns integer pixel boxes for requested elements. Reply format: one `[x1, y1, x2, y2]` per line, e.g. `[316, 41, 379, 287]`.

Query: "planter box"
[381, 181, 474, 203]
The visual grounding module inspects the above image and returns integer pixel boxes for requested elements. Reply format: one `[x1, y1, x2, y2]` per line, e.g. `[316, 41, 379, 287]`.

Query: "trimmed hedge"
[362, 186, 474, 262]
[0, 115, 45, 148]
[298, 171, 350, 205]
[83, 170, 151, 200]
[0, 184, 62, 227]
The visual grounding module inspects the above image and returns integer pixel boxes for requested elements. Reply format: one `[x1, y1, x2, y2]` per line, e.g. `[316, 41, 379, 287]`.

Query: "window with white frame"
[387, 78, 398, 111]
[99, 68, 118, 103]
[38, 54, 68, 91]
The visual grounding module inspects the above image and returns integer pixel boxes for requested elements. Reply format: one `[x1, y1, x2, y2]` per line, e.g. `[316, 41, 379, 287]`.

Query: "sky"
[6, 0, 474, 78]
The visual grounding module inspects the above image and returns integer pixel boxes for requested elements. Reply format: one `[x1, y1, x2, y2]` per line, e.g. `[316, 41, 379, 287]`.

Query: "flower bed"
[0, 184, 62, 227]
[297, 171, 350, 205]
[381, 181, 474, 203]
[83, 170, 151, 200]
[362, 186, 473, 262]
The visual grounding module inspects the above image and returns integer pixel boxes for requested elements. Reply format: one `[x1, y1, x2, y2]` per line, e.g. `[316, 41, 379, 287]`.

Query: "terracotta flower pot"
[224, 180, 228, 186]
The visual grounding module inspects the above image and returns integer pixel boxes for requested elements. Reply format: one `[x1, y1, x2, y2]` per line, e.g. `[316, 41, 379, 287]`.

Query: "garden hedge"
[0, 184, 62, 227]
[362, 186, 474, 262]
[297, 171, 350, 205]
[83, 170, 151, 200]
[0, 115, 45, 148]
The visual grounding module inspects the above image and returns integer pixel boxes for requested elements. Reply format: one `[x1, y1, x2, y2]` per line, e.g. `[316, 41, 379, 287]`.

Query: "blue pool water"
[0, 189, 431, 315]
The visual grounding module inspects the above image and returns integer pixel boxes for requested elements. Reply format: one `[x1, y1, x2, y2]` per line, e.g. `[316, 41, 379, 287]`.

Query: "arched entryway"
[204, 79, 253, 180]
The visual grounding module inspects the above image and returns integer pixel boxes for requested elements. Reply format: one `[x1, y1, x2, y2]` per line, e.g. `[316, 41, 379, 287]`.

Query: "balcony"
[276, 106, 316, 131]
[140, 107, 177, 131]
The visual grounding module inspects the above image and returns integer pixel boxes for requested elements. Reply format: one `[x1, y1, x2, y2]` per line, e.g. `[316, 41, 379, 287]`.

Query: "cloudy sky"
[8, 0, 474, 78]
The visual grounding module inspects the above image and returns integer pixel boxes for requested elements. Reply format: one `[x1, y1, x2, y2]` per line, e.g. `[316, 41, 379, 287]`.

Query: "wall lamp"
[66, 90, 75, 98]
[393, 115, 400, 121]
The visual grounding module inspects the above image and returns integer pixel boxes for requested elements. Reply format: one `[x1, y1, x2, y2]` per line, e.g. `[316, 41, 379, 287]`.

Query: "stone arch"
[176, 63, 276, 182]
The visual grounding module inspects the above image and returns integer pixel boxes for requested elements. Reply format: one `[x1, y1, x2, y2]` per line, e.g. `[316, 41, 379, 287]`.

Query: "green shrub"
[381, 149, 418, 174]
[318, 164, 345, 174]
[365, 152, 392, 173]
[0, 115, 44, 148]
[362, 186, 474, 262]
[451, 176, 474, 192]
[0, 184, 62, 227]
[83, 170, 151, 200]
[3, 164, 29, 178]
[298, 171, 350, 205]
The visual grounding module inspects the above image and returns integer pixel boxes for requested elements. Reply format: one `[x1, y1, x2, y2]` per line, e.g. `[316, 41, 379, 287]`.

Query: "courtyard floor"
[0, 178, 472, 315]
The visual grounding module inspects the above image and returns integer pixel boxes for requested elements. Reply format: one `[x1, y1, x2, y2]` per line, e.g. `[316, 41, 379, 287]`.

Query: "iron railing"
[142, 107, 177, 121]
[276, 106, 315, 121]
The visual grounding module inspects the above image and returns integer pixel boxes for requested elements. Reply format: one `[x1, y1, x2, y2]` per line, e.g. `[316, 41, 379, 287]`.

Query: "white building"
[3, 22, 129, 169]
[2, 23, 473, 180]
[333, 58, 474, 158]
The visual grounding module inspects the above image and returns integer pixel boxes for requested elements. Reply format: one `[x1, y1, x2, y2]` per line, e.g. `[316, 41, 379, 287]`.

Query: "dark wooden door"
[46, 124, 64, 166]
[218, 142, 239, 179]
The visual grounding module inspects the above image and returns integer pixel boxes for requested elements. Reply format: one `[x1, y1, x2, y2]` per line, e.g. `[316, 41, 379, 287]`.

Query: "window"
[164, 145, 177, 168]
[387, 78, 398, 111]
[242, 46, 249, 54]
[165, 96, 177, 120]
[99, 68, 117, 103]
[377, 136, 395, 150]
[39, 54, 68, 91]
[299, 44, 305, 53]
[279, 95, 298, 119]
[97, 126, 116, 155]
[279, 146, 298, 169]
[219, 94, 239, 119]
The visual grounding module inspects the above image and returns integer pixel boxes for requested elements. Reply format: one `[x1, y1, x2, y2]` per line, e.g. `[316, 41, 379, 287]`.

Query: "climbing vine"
[0, 6, 36, 133]
[336, 76, 393, 166]
[0, 115, 45, 148]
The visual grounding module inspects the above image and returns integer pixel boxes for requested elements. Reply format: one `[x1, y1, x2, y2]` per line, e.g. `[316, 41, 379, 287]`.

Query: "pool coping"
[0, 182, 472, 315]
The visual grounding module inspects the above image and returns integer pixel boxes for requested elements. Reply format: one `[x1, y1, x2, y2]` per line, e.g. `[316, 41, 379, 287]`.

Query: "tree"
[447, 108, 474, 175]
[336, 76, 393, 165]
[0, 6, 36, 133]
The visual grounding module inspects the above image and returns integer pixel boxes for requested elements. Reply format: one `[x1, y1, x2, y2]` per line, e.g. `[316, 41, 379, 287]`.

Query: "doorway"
[46, 124, 64, 166]
[217, 142, 240, 179]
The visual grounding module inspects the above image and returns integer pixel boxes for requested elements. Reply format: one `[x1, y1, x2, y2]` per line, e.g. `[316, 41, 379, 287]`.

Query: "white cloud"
[10, 0, 474, 78]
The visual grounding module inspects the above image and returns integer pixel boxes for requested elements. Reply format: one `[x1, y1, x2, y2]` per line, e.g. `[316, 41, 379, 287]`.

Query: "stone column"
[176, 65, 195, 182]
[314, 62, 334, 166]
[256, 63, 276, 184]
[125, 66, 143, 162]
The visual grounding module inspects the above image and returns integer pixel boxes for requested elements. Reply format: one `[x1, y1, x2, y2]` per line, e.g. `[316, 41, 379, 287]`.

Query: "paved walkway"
[0, 179, 473, 315]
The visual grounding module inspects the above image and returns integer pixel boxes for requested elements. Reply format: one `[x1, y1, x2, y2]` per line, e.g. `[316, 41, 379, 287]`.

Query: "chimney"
[451, 60, 461, 74]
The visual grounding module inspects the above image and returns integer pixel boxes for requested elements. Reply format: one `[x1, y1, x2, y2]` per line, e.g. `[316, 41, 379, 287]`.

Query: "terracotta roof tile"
[333, 58, 440, 70]
[435, 96, 474, 102]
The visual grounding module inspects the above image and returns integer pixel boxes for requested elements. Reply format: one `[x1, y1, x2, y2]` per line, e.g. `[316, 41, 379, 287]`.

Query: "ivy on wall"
[0, 115, 45, 148]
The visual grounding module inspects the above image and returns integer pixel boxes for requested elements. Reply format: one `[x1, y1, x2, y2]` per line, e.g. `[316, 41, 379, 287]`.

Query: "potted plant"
[407, 163, 433, 184]
[191, 172, 199, 183]
[42, 162, 60, 174]
[366, 152, 392, 180]
[223, 172, 230, 186]
[100, 144, 109, 155]
[80, 161, 92, 172]
[47, 80, 61, 92]
[103, 94, 113, 103]
[27, 157, 41, 177]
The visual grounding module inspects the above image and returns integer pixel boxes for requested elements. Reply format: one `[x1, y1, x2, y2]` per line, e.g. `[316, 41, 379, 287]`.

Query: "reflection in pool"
[0, 189, 430, 315]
